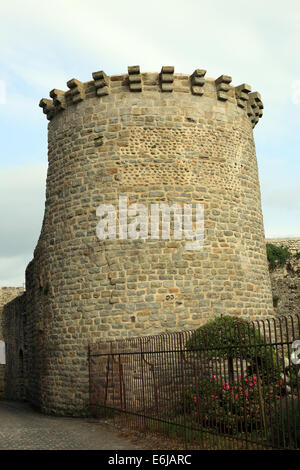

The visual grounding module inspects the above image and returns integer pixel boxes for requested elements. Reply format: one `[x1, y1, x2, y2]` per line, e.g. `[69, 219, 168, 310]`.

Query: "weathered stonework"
[2, 293, 26, 401]
[266, 238, 300, 316]
[3, 67, 274, 415]
[0, 287, 24, 398]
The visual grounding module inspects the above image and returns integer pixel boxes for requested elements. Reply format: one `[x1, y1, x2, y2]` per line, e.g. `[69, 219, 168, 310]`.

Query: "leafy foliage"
[186, 315, 279, 379]
[266, 243, 290, 270]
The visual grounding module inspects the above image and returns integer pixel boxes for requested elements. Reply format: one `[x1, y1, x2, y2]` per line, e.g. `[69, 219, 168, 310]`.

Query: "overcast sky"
[0, 0, 299, 286]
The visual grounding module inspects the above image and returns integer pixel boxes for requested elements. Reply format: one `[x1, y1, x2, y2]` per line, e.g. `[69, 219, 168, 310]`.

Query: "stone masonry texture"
[0, 288, 24, 398]
[266, 238, 300, 317]
[2, 67, 275, 416]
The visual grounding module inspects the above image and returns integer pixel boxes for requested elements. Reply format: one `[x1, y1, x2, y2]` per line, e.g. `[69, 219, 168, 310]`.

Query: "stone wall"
[0, 287, 24, 398]
[266, 238, 300, 317]
[3, 293, 27, 401]
[0, 287, 24, 338]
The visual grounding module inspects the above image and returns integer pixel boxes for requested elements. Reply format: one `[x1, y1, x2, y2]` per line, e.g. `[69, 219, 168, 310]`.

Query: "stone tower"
[22, 66, 273, 415]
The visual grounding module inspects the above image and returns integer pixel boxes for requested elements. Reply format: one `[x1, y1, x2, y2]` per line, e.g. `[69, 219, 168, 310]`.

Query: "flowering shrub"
[185, 374, 285, 435]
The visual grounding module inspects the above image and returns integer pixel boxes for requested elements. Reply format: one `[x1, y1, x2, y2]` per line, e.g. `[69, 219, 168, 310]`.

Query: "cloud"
[0, 0, 299, 271]
[0, 254, 30, 287]
[0, 89, 40, 122]
[1, 0, 299, 94]
[261, 177, 300, 238]
[0, 163, 47, 274]
[263, 185, 300, 211]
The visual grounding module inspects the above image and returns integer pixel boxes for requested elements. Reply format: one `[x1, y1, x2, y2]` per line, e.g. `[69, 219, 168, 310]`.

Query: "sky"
[0, 0, 299, 286]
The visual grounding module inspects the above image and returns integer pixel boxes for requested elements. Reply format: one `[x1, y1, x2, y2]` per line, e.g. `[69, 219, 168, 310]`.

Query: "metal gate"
[89, 315, 300, 449]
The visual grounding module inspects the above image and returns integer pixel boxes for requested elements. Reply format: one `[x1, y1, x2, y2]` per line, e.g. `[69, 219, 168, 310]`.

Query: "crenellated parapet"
[159, 66, 175, 92]
[247, 92, 264, 126]
[92, 70, 110, 96]
[127, 66, 142, 92]
[235, 83, 251, 109]
[40, 66, 263, 128]
[190, 69, 206, 96]
[49, 89, 67, 111]
[39, 98, 55, 120]
[215, 74, 232, 101]
[66, 78, 85, 104]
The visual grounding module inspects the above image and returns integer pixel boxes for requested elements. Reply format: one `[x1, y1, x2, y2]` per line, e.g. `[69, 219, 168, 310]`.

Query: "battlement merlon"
[39, 67, 263, 128]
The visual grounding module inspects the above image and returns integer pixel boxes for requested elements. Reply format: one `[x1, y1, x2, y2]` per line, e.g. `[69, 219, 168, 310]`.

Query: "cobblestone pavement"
[0, 401, 139, 450]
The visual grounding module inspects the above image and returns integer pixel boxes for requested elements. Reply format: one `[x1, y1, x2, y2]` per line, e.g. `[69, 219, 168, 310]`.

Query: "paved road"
[0, 401, 139, 450]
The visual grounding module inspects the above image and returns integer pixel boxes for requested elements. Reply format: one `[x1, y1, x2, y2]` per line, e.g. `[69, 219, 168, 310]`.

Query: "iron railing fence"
[89, 315, 300, 449]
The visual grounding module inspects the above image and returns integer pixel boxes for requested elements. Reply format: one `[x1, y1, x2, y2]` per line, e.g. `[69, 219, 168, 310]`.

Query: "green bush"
[295, 252, 300, 260]
[266, 243, 290, 270]
[186, 315, 280, 381]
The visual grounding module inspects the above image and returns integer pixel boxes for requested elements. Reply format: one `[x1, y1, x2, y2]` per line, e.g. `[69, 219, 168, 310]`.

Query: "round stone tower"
[25, 66, 273, 415]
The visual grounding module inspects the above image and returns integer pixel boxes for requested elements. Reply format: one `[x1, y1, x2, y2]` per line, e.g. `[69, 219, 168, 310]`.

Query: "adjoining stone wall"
[0, 287, 24, 398]
[0, 287, 24, 338]
[266, 238, 300, 317]
[3, 293, 27, 401]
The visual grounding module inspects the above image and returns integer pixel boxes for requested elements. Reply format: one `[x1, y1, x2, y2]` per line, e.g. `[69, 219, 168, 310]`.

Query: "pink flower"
[193, 396, 197, 403]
